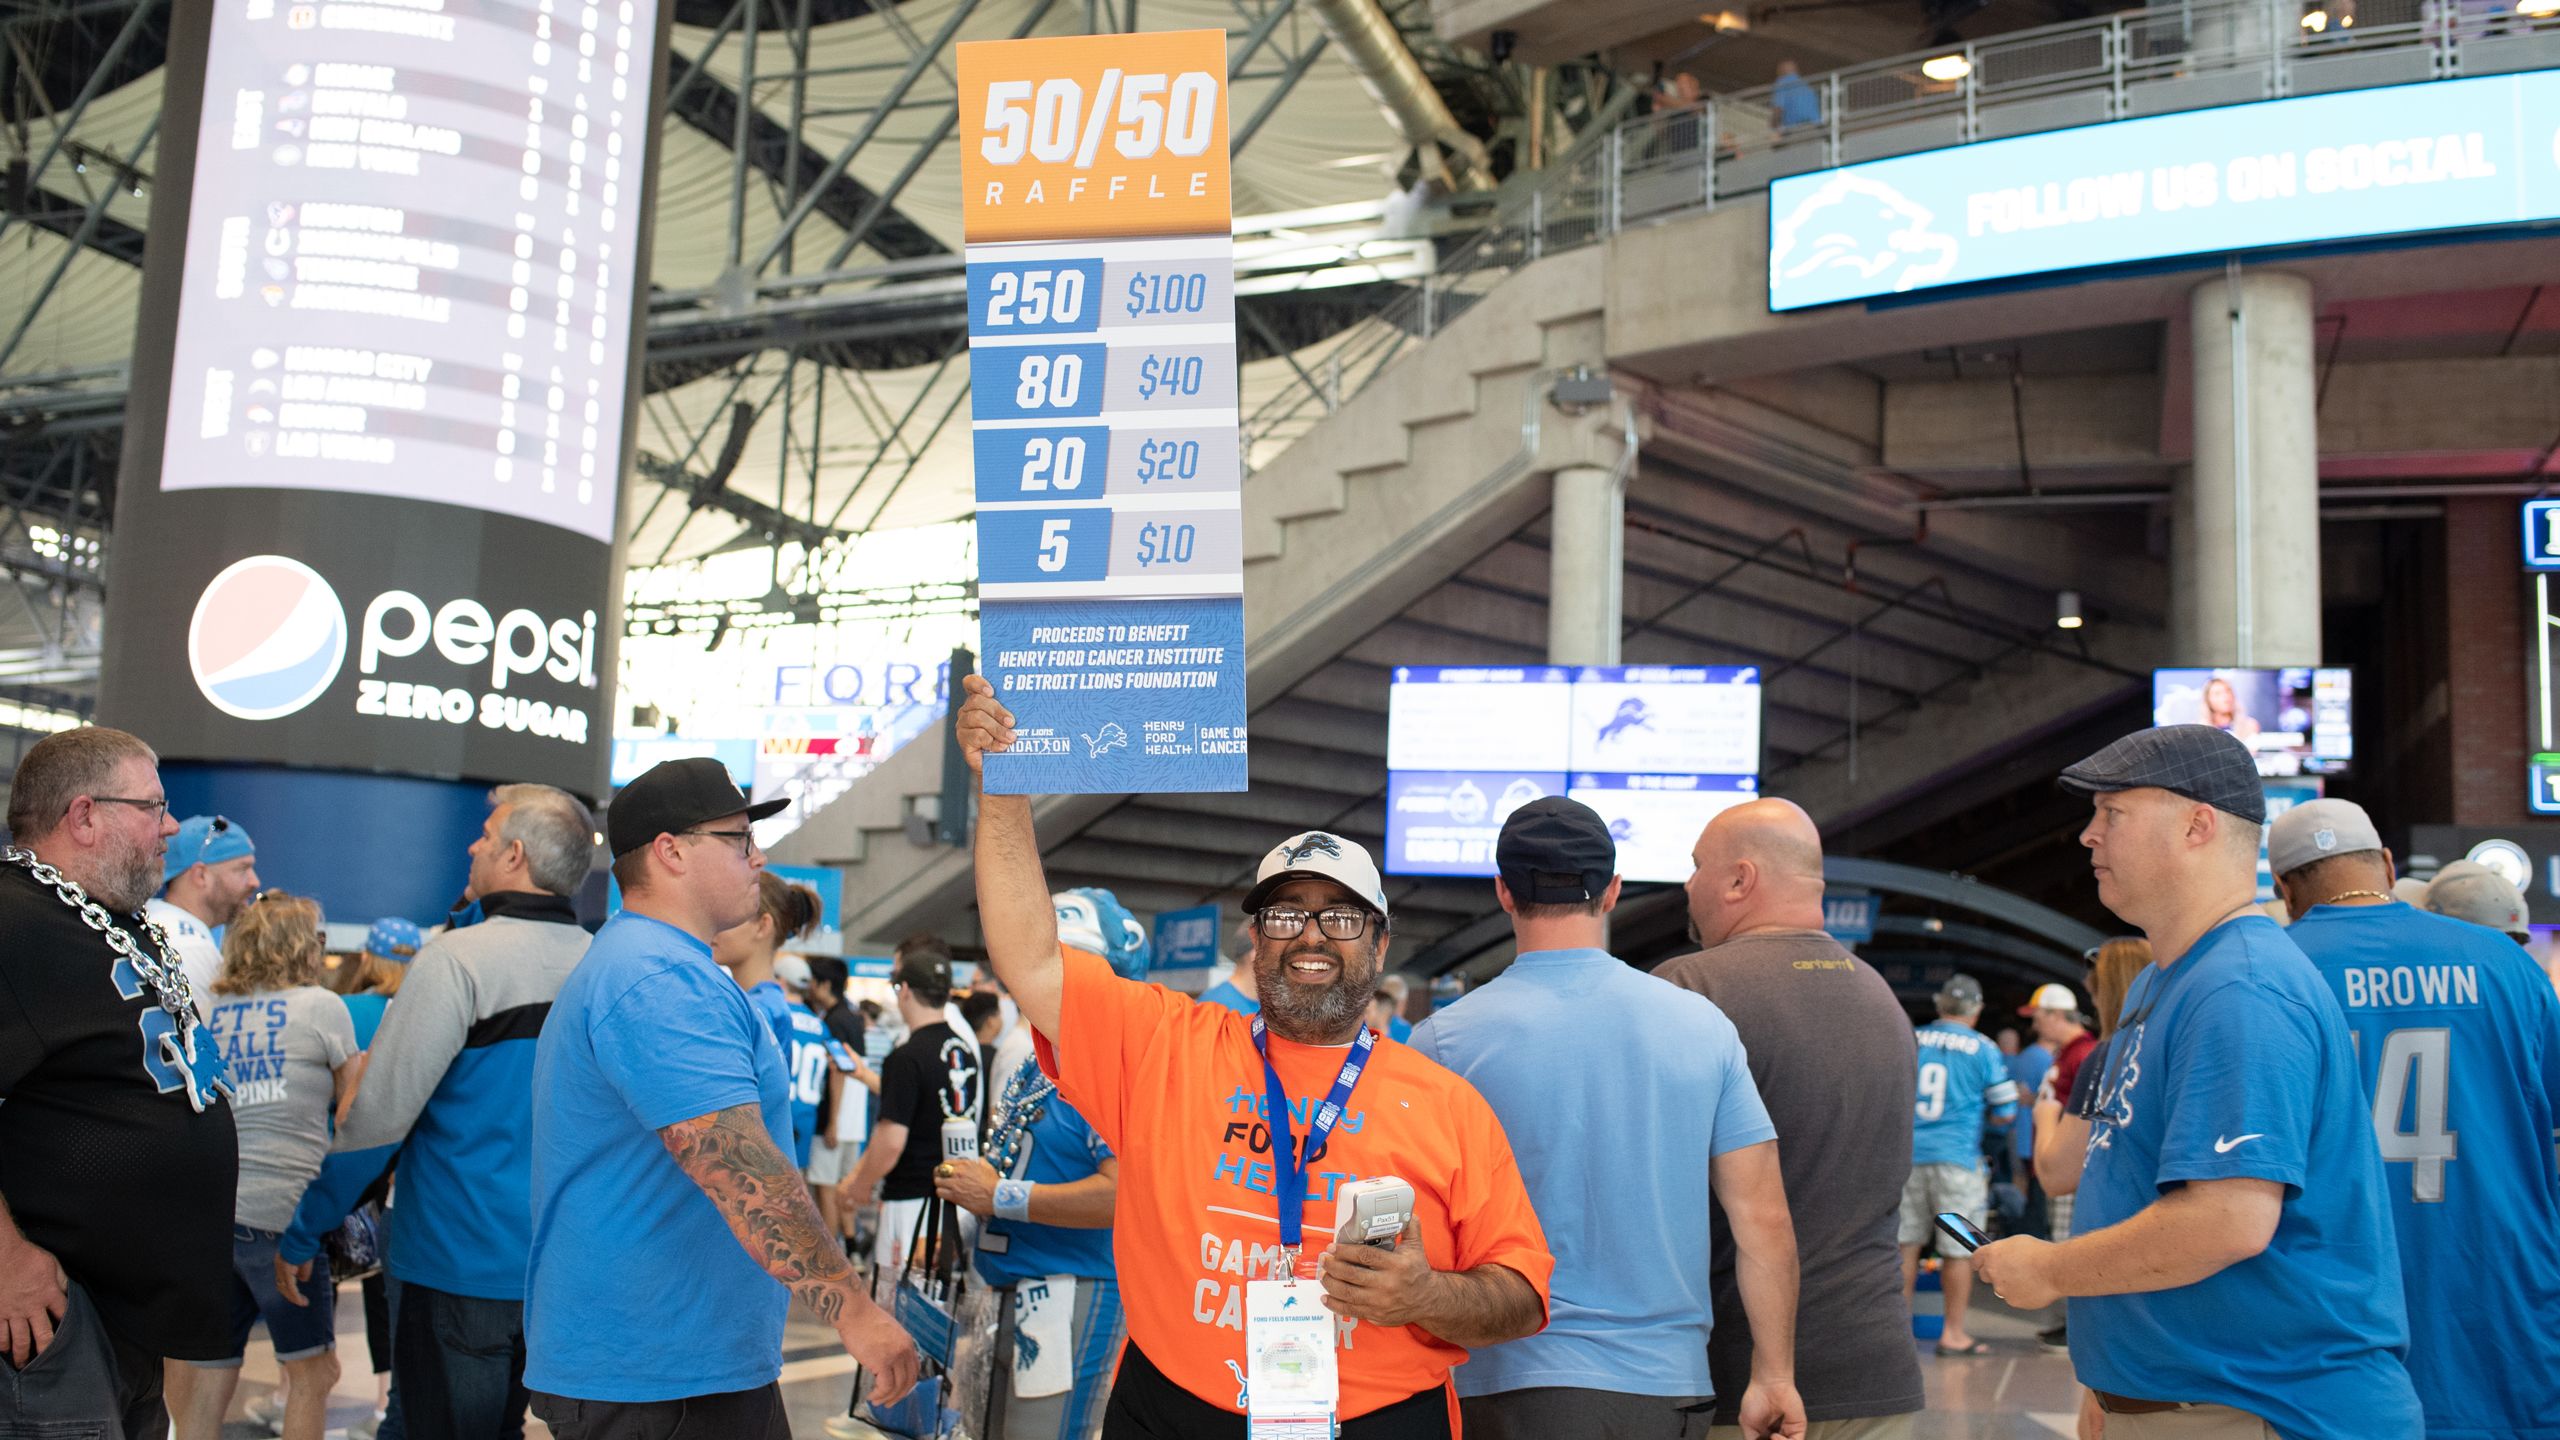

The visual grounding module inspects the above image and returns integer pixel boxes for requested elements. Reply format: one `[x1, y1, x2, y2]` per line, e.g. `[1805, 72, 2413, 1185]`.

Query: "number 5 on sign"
[979, 509, 1112, 585]
[958, 30, 1232, 243]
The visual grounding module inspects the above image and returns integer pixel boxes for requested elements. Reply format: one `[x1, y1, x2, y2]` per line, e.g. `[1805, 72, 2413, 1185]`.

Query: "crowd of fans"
[3, 705, 2558, 1440]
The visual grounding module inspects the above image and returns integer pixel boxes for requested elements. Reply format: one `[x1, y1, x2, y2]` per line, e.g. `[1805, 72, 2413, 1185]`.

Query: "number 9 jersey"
[2289, 901, 2560, 1440]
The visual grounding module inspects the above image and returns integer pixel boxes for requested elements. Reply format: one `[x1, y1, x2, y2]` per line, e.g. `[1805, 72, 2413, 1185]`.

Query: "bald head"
[1686, 798, 1829, 948]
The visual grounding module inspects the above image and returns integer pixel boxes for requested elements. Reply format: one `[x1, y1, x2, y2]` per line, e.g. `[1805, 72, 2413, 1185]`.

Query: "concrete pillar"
[1548, 464, 1624, 665]
[2176, 269, 2322, 665]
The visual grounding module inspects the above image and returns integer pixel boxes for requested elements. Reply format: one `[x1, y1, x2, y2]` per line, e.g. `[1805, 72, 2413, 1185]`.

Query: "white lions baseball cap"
[1242, 831, 1391, 919]
[2265, 798, 2385, 880]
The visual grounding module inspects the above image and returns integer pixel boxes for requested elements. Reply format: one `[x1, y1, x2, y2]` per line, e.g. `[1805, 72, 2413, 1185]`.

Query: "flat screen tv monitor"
[2151, 667, 2352, 777]
[1383, 665, 1763, 884]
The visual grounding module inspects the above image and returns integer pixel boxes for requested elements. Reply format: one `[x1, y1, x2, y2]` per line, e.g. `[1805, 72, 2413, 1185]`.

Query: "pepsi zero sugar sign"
[959, 31, 1249, 795]
[1384, 666, 1763, 883]
[1768, 70, 2560, 312]
[100, 0, 672, 799]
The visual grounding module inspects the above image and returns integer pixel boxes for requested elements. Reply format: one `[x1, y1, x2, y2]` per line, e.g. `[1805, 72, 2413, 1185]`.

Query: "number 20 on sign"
[958, 30, 1234, 242]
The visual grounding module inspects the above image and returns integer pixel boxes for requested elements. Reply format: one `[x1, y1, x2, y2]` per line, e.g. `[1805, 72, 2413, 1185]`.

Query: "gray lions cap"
[2058, 724, 2266, 826]
[2265, 798, 2384, 879]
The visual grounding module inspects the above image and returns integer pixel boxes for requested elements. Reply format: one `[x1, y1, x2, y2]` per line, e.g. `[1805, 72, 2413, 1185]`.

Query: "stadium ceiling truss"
[0, 0, 1633, 661]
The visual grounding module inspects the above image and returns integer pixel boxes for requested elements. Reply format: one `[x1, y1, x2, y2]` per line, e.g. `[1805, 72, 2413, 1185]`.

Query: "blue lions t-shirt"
[974, 1055, 1117, 1287]
[748, 981, 850, 1168]
[525, 913, 794, 1402]
[2074, 916, 2420, 1440]
[2288, 902, 2560, 1439]
[1910, 1020, 2018, 1167]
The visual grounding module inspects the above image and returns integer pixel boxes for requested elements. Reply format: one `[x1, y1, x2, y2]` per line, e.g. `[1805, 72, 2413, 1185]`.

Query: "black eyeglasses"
[1254, 906, 1376, 941]
[681, 828, 759, 856]
[91, 795, 169, 822]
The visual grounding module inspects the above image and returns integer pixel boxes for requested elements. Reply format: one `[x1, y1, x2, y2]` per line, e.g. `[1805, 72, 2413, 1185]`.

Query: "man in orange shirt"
[957, 674, 1552, 1439]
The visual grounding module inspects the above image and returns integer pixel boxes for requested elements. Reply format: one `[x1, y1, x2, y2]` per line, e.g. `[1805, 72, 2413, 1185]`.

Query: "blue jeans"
[392, 1283, 527, 1440]
[194, 1227, 336, 1366]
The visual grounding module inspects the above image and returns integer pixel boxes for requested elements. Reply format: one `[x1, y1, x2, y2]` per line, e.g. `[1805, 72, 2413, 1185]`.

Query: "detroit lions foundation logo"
[1081, 721, 1128, 759]
[1770, 173, 1960, 298]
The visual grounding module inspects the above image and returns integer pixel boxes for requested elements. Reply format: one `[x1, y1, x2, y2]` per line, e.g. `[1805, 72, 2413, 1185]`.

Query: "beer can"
[941, 1115, 979, 1161]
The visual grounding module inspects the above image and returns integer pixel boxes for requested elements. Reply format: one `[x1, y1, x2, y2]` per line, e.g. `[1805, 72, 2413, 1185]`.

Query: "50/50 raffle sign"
[961, 30, 1248, 795]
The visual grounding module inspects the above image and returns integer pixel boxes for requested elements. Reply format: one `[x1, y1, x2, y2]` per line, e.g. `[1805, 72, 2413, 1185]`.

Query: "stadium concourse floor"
[215, 1286, 2083, 1438]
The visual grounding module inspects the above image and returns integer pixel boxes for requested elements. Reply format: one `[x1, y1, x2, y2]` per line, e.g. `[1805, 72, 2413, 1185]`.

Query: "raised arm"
[958, 674, 1065, 1041]
[660, 1104, 920, 1405]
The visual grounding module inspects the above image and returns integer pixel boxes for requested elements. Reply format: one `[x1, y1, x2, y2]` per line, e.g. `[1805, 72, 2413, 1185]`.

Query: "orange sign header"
[957, 29, 1232, 243]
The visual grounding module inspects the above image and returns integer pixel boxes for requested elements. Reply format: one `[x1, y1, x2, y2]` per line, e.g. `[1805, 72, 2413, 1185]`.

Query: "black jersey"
[0, 863, 238, 1359]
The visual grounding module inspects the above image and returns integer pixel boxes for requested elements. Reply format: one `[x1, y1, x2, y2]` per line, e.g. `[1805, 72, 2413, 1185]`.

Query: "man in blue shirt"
[1975, 727, 2419, 1440]
[523, 759, 916, 1440]
[1898, 973, 2017, 1357]
[2268, 798, 2560, 1439]
[1410, 798, 1802, 1440]
[927, 887, 1144, 1440]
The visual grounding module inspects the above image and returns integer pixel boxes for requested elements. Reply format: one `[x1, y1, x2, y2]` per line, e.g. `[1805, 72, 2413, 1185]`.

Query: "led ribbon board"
[1768, 70, 2560, 312]
[961, 30, 1248, 794]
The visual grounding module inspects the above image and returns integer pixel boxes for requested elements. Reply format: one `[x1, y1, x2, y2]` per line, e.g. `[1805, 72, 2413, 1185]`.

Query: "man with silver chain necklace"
[922, 887, 1142, 1440]
[0, 727, 238, 1439]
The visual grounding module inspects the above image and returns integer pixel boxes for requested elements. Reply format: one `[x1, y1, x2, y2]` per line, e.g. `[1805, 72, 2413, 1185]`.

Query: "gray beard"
[1253, 944, 1375, 1043]
[88, 843, 161, 915]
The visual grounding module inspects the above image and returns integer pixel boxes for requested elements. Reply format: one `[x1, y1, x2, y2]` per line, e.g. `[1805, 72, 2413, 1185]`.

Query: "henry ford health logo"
[1770, 173, 1960, 297]
[189, 555, 348, 721]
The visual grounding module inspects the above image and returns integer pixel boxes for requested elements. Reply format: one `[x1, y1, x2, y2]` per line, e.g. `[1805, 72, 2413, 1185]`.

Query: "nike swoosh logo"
[2214, 1134, 2264, 1153]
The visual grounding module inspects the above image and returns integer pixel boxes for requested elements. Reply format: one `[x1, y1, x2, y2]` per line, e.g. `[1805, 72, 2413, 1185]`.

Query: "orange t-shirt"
[1034, 948, 1553, 1420]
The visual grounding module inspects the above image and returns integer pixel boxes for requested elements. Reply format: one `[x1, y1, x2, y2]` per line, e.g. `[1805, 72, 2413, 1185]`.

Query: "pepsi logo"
[189, 555, 347, 721]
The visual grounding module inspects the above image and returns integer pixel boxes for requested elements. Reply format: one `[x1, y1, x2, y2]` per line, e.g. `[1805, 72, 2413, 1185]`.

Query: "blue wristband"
[993, 1179, 1034, 1222]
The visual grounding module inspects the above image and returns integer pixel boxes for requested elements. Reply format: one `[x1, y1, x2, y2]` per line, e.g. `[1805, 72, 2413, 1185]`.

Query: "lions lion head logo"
[1771, 173, 1960, 298]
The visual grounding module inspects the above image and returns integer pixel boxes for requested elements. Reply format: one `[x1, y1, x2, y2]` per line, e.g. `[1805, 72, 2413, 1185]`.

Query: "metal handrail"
[1239, 0, 2560, 461]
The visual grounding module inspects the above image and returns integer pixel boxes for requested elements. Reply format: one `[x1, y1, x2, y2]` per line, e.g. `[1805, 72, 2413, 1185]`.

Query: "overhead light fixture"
[2300, 5, 2330, 29]
[1699, 8, 1749, 31]
[2056, 590, 2085, 630]
[2521, 0, 2560, 16]
[1921, 53, 1972, 82]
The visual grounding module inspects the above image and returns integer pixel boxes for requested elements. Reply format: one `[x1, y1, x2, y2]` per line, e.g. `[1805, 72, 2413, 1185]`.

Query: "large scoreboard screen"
[1384, 666, 1764, 883]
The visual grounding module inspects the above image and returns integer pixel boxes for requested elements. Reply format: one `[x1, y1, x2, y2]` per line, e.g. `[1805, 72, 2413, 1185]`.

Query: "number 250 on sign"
[980, 71, 1219, 167]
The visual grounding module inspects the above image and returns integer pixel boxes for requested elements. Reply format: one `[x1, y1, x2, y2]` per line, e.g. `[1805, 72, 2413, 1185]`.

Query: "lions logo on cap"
[1281, 834, 1342, 865]
[2315, 828, 2338, 852]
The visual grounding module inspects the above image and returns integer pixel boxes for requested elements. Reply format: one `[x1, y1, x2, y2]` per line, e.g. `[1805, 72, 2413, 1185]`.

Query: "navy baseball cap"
[1496, 797, 1617, 905]
[2058, 724, 2266, 825]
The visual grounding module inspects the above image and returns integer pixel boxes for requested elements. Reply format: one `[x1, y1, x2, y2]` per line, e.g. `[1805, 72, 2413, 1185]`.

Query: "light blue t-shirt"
[974, 1055, 1117, 1288]
[1197, 976, 1258, 1016]
[341, 992, 390, 1051]
[2075, 917, 2420, 1440]
[525, 913, 794, 1402]
[1911, 1020, 2018, 1168]
[2006, 1044, 2050, 1159]
[2287, 901, 2560, 1440]
[749, 980, 853, 1168]
[1410, 947, 1774, 1398]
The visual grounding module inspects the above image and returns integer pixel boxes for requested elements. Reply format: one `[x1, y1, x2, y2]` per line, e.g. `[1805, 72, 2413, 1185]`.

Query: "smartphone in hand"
[1934, 1211, 1991, 1253]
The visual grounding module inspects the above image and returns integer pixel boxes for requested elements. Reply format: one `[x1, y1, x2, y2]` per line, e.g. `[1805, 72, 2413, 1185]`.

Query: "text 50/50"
[980, 70, 1217, 167]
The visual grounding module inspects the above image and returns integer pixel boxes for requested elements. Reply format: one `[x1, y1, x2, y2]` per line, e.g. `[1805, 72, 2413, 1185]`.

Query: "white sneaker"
[821, 1416, 889, 1440]
[242, 1393, 286, 1435]
[344, 1410, 388, 1440]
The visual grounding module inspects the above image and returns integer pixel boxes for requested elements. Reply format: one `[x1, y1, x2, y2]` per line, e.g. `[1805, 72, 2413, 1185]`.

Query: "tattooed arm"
[660, 1104, 920, 1404]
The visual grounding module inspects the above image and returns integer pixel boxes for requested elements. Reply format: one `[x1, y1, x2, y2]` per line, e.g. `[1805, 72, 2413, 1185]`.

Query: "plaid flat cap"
[2058, 724, 2265, 825]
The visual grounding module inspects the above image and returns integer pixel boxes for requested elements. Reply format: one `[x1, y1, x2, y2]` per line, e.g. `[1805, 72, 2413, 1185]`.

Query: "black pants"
[1101, 1342, 1451, 1439]
[1460, 1388, 1713, 1440]
[393, 1282, 528, 1440]
[530, 1383, 791, 1440]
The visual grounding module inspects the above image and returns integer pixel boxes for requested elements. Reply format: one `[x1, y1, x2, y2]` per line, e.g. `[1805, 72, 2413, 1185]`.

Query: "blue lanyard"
[1250, 1017, 1377, 1253]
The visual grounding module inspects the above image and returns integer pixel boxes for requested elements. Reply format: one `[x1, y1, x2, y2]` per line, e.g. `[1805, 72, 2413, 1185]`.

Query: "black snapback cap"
[1496, 796, 1618, 904]
[608, 756, 787, 857]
